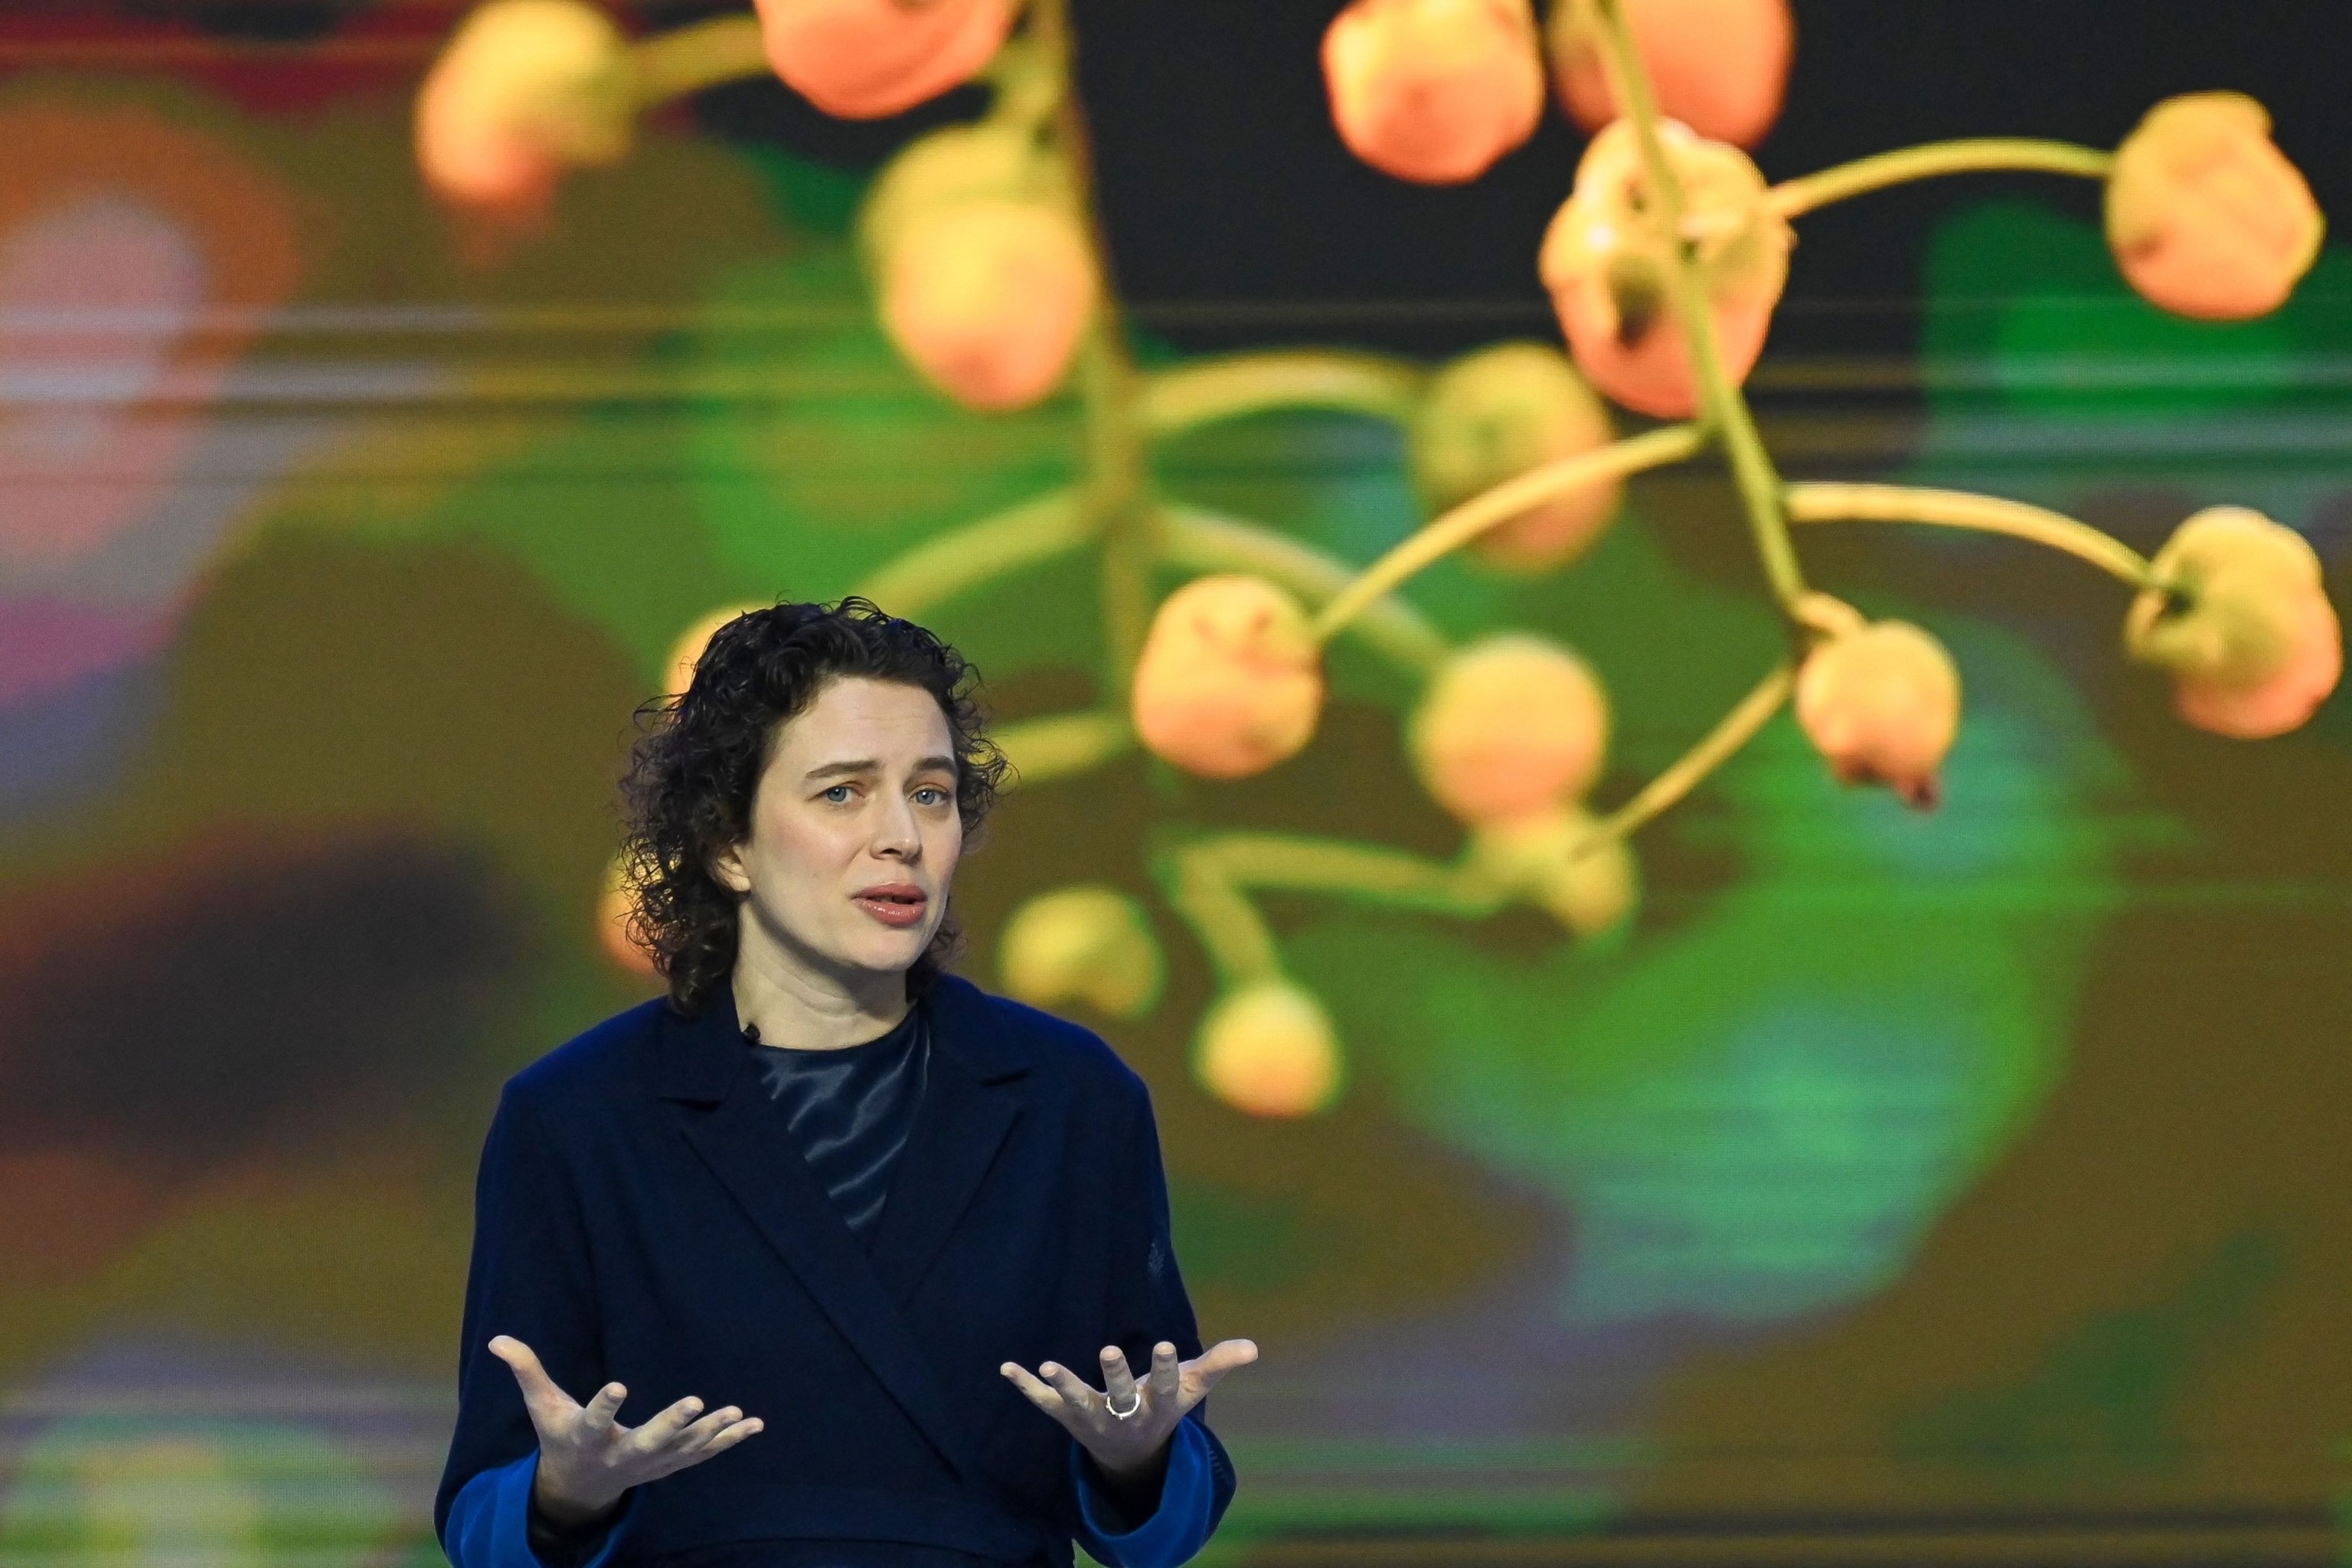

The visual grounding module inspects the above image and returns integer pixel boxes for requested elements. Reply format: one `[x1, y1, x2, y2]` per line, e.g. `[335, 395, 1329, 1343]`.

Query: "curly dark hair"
[617, 597, 1007, 1017]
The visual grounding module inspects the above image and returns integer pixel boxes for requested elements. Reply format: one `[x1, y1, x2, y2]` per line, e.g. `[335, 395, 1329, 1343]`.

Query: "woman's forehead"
[772, 677, 954, 768]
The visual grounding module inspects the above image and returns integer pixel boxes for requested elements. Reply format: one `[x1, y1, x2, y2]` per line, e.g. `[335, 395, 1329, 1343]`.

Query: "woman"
[435, 599, 1256, 1568]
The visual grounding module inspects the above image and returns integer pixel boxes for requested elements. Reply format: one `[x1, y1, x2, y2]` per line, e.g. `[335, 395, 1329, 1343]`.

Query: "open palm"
[488, 1335, 764, 1523]
[1000, 1338, 1258, 1480]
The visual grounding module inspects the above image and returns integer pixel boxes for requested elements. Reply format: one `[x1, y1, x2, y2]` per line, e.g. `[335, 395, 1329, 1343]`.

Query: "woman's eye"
[822, 785, 854, 804]
[913, 786, 946, 806]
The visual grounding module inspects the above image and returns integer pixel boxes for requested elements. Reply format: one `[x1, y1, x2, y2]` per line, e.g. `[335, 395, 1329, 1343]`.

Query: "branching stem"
[630, 15, 770, 107]
[851, 490, 1089, 617]
[1161, 834, 1500, 986]
[1036, 0, 1155, 694]
[995, 710, 1134, 791]
[1159, 504, 1449, 678]
[1161, 844, 1286, 985]
[1184, 833, 1497, 914]
[1768, 139, 2115, 220]
[1783, 482, 2164, 591]
[1310, 424, 1704, 644]
[1139, 351, 1426, 436]
[1591, 0, 1809, 620]
[1588, 663, 1795, 851]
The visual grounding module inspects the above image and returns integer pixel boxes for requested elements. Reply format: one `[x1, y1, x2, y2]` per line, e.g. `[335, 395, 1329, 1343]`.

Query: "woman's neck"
[729, 929, 910, 1052]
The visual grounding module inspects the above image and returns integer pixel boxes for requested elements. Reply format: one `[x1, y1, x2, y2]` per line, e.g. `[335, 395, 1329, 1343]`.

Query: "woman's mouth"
[853, 884, 929, 929]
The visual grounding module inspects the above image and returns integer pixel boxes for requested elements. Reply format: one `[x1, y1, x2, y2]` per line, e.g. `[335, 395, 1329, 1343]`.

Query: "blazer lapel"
[868, 978, 1030, 1307]
[657, 992, 977, 1478]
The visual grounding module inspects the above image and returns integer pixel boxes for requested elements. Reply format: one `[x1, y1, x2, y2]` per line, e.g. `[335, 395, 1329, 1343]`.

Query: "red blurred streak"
[0, 5, 469, 113]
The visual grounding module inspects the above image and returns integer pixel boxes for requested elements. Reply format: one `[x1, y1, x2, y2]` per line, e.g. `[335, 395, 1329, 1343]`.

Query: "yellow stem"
[1076, 326, 1155, 687]
[1035, 0, 1154, 694]
[1191, 833, 1498, 916]
[1768, 139, 2116, 220]
[1310, 425, 1704, 644]
[995, 710, 1133, 790]
[1161, 844, 1285, 985]
[1139, 351, 1427, 436]
[979, 35, 1061, 132]
[851, 490, 1090, 618]
[1782, 482, 2162, 590]
[1158, 504, 1449, 677]
[1588, 663, 1795, 851]
[629, 15, 770, 108]
[1591, 0, 1809, 619]
[1160, 832, 1502, 986]
[1164, 825, 1541, 985]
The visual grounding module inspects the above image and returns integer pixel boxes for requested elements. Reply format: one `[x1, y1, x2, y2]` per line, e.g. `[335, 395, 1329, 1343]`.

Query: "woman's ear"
[708, 842, 752, 896]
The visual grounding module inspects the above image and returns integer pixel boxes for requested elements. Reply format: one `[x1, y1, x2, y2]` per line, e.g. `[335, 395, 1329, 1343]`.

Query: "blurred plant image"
[416, 0, 2340, 1120]
[1792, 616, 1962, 810]
[2124, 505, 2344, 738]
[756, 0, 1015, 119]
[995, 884, 1165, 1021]
[413, 0, 636, 222]
[0, 99, 302, 573]
[1545, 0, 1792, 149]
[1321, 0, 1547, 185]
[2105, 91, 2323, 322]
[1537, 116, 1791, 418]
[1409, 342, 1619, 573]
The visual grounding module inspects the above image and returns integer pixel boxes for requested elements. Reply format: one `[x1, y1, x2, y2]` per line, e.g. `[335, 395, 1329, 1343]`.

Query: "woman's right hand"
[487, 1334, 765, 1524]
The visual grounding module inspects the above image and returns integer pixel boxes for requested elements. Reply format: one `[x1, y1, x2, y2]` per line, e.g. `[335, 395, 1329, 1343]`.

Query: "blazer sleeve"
[435, 1084, 638, 1567]
[1067, 1079, 1238, 1568]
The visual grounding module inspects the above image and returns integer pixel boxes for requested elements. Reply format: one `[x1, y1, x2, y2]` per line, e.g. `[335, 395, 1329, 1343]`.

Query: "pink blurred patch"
[1, 194, 213, 567]
[0, 596, 170, 708]
[0, 100, 301, 570]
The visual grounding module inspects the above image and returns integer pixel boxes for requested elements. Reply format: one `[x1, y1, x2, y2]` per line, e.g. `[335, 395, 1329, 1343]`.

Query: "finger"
[1036, 1361, 1104, 1417]
[691, 1416, 763, 1462]
[645, 1416, 763, 1485]
[662, 1404, 742, 1457]
[488, 1338, 575, 1426]
[706, 1415, 763, 1452]
[1098, 1345, 1139, 1410]
[1147, 1342, 1182, 1402]
[1179, 1338, 1260, 1401]
[631, 1394, 707, 1451]
[580, 1380, 629, 1438]
[998, 1363, 1070, 1416]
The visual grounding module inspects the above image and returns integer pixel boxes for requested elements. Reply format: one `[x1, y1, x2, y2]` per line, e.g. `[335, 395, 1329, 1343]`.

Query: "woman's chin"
[838, 921, 937, 978]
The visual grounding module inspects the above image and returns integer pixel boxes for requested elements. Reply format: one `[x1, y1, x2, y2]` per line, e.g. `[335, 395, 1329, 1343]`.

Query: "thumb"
[488, 1336, 575, 1429]
[1181, 1338, 1260, 1402]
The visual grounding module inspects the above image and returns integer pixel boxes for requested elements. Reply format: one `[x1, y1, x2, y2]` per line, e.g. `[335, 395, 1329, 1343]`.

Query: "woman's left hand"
[1000, 1338, 1259, 1481]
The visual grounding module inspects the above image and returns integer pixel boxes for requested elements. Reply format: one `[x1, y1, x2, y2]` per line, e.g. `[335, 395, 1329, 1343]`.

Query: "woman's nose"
[872, 800, 922, 859]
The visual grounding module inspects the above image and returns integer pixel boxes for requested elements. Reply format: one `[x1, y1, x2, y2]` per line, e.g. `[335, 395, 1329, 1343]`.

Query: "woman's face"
[712, 676, 964, 985]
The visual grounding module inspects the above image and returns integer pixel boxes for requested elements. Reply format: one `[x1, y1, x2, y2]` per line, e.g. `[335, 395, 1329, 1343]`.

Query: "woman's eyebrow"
[802, 755, 957, 782]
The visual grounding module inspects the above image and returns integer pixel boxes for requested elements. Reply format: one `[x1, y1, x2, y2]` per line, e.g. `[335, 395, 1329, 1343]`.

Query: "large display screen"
[2, 5, 2347, 1562]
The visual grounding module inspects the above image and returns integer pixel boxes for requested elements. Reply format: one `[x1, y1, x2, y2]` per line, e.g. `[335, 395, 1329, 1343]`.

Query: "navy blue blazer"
[435, 975, 1237, 1567]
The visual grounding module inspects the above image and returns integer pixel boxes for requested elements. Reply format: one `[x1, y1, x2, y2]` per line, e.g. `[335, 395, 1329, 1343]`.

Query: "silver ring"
[1105, 1387, 1143, 1421]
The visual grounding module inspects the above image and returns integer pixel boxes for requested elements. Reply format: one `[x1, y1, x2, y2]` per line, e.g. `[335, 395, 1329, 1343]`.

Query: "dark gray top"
[746, 1004, 929, 1245]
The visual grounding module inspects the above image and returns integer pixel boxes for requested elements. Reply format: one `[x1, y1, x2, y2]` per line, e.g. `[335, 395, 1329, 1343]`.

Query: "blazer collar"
[652, 974, 1030, 1477]
[917, 973, 1034, 1083]
[653, 973, 1029, 1101]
